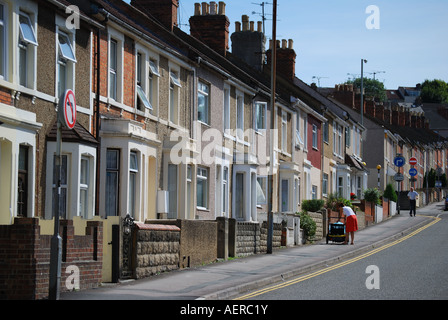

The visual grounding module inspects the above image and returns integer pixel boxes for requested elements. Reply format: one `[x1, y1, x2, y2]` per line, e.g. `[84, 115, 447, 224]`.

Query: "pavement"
[60, 200, 446, 301]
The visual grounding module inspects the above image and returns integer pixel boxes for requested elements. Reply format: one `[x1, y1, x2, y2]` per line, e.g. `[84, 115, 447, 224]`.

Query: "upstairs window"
[312, 124, 318, 149]
[198, 81, 210, 124]
[109, 38, 118, 100]
[255, 102, 267, 131]
[18, 12, 38, 88]
[18, 12, 37, 45]
[57, 30, 76, 97]
[136, 52, 152, 112]
[236, 94, 244, 141]
[169, 71, 181, 124]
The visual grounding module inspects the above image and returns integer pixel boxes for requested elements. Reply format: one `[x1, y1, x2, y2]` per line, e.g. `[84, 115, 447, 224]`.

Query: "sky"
[127, 0, 448, 90]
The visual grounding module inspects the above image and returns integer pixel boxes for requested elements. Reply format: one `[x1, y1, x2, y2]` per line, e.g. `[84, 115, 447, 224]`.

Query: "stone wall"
[308, 211, 323, 241]
[234, 221, 282, 257]
[134, 223, 180, 279]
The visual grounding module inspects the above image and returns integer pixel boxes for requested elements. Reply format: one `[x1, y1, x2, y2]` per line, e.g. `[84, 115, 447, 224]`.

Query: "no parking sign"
[58, 89, 77, 129]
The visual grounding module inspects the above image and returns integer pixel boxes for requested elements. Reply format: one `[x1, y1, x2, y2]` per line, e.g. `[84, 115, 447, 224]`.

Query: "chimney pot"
[210, 1, 217, 14]
[242, 15, 249, 31]
[282, 39, 287, 49]
[189, 1, 230, 56]
[202, 2, 209, 15]
[257, 21, 262, 32]
[194, 2, 201, 15]
[288, 39, 294, 49]
[235, 21, 241, 32]
[250, 21, 254, 32]
[218, 1, 226, 15]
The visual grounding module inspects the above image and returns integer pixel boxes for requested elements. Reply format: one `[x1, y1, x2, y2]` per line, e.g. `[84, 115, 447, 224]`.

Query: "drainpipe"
[95, 11, 108, 216]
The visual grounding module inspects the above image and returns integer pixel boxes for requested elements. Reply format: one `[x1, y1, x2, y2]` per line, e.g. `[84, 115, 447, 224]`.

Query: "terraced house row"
[0, 0, 447, 298]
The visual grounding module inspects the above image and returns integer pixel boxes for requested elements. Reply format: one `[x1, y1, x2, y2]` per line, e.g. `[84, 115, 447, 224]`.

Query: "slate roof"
[47, 121, 98, 147]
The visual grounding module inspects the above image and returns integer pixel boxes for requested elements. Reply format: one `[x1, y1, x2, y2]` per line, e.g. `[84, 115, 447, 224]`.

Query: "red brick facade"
[0, 218, 102, 300]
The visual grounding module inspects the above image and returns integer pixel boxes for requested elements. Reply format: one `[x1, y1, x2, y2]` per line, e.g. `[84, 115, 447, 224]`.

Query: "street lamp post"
[377, 165, 382, 189]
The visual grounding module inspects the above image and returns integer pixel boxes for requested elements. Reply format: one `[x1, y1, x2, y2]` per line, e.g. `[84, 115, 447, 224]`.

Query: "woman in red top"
[339, 203, 358, 245]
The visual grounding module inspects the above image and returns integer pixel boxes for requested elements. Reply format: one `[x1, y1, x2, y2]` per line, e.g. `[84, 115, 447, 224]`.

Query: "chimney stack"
[189, 2, 230, 56]
[231, 15, 266, 72]
[131, 0, 179, 31]
[266, 38, 297, 81]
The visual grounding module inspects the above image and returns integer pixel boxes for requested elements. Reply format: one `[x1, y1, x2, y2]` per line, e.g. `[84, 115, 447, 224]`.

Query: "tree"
[383, 183, 397, 202]
[346, 78, 387, 102]
[420, 79, 448, 103]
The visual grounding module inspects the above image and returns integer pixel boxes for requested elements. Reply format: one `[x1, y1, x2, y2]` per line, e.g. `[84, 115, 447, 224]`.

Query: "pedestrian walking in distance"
[407, 187, 419, 217]
[339, 203, 358, 245]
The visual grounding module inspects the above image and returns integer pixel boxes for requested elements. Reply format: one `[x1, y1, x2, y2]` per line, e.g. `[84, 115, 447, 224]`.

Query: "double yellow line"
[235, 216, 441, 300]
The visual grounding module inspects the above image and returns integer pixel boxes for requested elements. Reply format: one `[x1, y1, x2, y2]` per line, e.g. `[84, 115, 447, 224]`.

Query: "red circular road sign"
[409, 157, 418, 166]
[59, 89, 77, 129]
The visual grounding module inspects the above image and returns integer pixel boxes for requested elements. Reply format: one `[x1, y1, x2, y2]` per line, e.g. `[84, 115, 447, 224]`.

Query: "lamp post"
[376, 165, 382, 189]
[267, 0, 277, 254]
[360, 59, 367, 126]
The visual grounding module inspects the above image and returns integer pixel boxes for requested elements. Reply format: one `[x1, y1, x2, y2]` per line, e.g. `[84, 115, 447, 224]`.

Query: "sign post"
[49, 90, 76, 300]
[393, 154, 405, 215]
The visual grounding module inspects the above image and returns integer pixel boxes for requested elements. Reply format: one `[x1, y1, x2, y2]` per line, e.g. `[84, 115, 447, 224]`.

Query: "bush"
[301, 199, 325, 212]
[364, 188, 381, 205]
[299, 211, 316, 241]
[383, 183, 398, 202]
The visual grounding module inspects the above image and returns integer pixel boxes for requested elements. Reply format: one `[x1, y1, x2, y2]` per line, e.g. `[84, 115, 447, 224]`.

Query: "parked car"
[445, 197, 448, 211]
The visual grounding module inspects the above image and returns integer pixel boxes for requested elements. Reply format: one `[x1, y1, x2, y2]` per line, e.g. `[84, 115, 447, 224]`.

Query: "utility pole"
[267, 0, 277, 254]
[360, 59, 367, 126]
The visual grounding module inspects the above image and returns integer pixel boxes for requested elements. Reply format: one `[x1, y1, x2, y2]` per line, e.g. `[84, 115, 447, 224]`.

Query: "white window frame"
[128, 151, 139, 218]
[296, 110, 303, 146]
[169, 68, 181, 124]
[281, 110, 287, 152]
[222, 166, 229, 215]
[255, 101, 267, 132]
[148, 58, 160, 112]
[303, 115, 308, 151]
[17, 10, 37, 89]
[223, 85, 230, 134]
[236, 92, 244, 142]
[56, 16, 76, 98]
[108, 29, 123, 103]
[322, 173, 328, 197]
[135, 50, 152, 113]
[109, 38, 118, 101]
[198, 80, 210, 125]
[197, 167, 208, 210]
[256, 176, 267, 206]
[79, 156, 89, 219]
[312, 124, 318, 149]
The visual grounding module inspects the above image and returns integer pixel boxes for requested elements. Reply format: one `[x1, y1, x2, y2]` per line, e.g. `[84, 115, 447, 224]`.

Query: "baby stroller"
[326, 222, 346, 244]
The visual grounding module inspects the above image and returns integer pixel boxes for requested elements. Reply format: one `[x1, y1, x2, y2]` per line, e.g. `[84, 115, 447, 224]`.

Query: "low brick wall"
[0, 218, 102, 300]
[134, 223, 180, 279]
